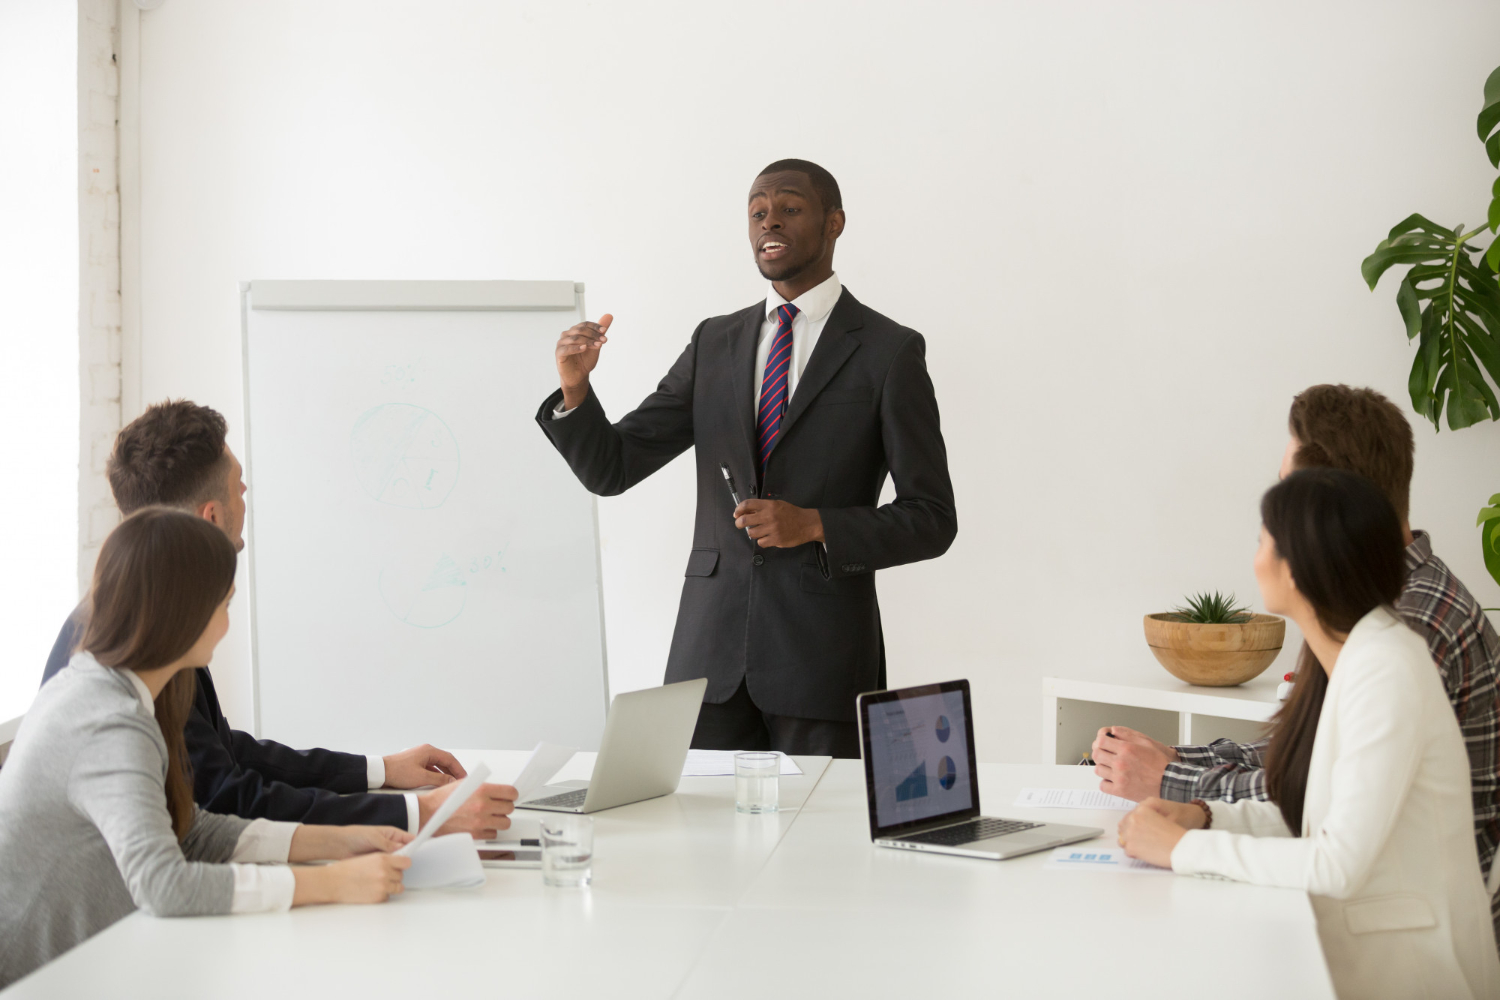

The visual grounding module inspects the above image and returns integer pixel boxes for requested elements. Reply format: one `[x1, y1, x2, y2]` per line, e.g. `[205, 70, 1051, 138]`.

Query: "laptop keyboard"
[524, 788, 587, 809]
[900, 817, 1041, 846]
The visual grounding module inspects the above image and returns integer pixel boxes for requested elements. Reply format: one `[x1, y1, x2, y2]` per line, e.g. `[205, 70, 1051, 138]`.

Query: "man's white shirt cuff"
[229, 864, 296, 913]
[366, 754, 385, 789]
[553, 402, 575, 419]
[405, 793, 420, 833]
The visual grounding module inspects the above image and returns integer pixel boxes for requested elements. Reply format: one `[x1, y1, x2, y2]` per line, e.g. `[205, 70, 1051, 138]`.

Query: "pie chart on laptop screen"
[937, 756, 957, 790]
[935, 715, 951, 742]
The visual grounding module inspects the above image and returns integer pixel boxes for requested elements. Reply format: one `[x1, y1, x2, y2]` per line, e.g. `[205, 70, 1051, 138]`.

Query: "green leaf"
[1489, 238, 1500, 272]
[1485, 66, 1500, 167]
[1396, 276, 1422, 338]
[1482, 495, 1500, 591]
[1378, 225, 1500, 431]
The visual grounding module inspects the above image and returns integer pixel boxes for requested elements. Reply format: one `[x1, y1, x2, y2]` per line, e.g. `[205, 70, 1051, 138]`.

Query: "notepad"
[1013, 787, 1135, 811]
[681, 750, 803, 777]
[1044, 846, 1171, 874]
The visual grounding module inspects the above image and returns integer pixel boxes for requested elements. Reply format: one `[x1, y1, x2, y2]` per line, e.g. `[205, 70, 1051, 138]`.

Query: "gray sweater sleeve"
[67, 714, 241, 917]
[181, 806, 251, 863]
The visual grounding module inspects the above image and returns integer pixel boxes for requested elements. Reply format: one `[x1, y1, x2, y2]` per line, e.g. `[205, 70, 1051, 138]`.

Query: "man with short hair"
[538, 159, 957, 756]
[43, 399, 516, 838]
[1092, 384, 1500, 928]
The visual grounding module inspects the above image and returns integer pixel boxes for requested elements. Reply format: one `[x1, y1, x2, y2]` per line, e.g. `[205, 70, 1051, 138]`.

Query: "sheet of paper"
[396, 761, 491, 857]
[1044, 846, 1171, 874]
[1013, 787, 1135, 811]
[511, 742, 578, 799]
[680, 749, 803, 777]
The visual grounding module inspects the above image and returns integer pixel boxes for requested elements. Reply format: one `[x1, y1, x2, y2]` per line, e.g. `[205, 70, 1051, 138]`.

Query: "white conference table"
[4, 751, 1334, 999]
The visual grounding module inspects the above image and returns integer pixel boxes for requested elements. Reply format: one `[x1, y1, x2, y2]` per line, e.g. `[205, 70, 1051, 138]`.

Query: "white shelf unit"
[1043, 670, 1282, 765]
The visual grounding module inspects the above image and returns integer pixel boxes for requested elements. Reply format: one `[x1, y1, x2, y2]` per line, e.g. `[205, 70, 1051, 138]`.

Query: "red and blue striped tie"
[757, 303, 799, 472]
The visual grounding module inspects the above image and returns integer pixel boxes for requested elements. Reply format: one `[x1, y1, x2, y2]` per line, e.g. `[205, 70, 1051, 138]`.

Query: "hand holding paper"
[395, 763, 497, 890]
[511, 742, 578, 799]
[400, 762, 492, 857]
[413, 763, 517, 839]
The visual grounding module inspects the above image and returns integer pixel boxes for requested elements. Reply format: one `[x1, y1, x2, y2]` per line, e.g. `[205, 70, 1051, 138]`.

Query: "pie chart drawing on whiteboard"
[378, 551, 467, 628]
[350, 403, 460, 509]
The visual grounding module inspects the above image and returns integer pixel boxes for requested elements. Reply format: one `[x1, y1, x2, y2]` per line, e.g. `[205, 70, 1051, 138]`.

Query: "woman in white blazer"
[1118, 468, 1500, 999]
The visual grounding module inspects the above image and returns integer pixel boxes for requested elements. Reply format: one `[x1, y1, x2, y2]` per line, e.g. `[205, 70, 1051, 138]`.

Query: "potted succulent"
[1144, 591, 1285, 687]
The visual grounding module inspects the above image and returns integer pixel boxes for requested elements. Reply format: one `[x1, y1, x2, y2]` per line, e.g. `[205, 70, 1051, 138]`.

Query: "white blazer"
[1172, 606, 1500, 999]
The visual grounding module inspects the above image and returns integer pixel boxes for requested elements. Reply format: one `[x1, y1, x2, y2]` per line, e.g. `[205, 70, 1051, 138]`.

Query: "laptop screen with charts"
[858, 680, 1102, 859]
[860, 680, 982, 839]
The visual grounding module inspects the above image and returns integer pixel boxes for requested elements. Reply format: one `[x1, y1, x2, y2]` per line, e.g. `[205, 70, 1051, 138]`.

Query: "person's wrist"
[292, 866, 335, 907]
[289, 824, 341, 862]
[807, 508, 824, 544]
[560, 380, 590, 411]
[1188, 799, 1212, 830]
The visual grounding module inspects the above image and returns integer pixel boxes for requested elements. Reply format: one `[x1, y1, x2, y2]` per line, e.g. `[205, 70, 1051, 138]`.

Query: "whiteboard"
[241, 280, 608, 752]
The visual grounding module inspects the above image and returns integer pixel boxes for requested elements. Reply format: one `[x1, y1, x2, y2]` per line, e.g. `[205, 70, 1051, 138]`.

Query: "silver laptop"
[517, 677, 707, 814]
[858, 680, 1101, 859]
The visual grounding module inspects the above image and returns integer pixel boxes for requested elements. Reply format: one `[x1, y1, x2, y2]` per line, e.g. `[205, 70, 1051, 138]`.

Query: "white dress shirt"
[753, 272, 843, 413]
[553, 272, 844, 421]
[123, 670, 298, 914]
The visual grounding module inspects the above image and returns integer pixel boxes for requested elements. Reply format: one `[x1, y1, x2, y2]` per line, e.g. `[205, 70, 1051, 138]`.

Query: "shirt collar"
[1404, 529, 1432, 574]
[765, 272, 842, 324]
[122, 668, 156, 714]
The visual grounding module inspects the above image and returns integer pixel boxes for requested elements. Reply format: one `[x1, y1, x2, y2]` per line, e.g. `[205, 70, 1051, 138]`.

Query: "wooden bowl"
[1143, 613, 1285, 687]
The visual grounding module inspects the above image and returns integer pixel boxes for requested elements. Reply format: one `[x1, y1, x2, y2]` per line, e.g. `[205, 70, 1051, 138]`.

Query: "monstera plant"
[1361, 64, 1500, 608]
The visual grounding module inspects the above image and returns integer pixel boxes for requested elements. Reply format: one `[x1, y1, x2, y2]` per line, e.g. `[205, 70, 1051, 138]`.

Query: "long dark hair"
[80, 507, 238, 840]
[1261, 468, 1404, 833]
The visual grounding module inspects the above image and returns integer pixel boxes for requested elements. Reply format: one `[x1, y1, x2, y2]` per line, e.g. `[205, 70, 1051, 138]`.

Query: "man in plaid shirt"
[1093, 385, 1500, 937]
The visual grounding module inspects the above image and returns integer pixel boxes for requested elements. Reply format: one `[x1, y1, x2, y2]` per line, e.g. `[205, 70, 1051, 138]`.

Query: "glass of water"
[540, 815, 593, 888]
[735, 752, 780, 814]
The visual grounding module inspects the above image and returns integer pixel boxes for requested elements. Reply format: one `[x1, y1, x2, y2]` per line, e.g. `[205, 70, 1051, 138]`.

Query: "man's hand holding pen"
[734, 500, 824, 548]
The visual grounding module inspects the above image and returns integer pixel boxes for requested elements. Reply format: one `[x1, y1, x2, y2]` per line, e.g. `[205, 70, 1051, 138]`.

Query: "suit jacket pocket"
[685, 548, 719, 577]
[1342, 894, 1437, 935]
[799, 562, 873, 597]
[814, 387, 873, 407]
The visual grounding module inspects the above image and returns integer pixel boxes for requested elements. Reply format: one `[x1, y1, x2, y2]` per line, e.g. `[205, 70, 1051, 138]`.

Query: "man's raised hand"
[556, 313, 614, 410]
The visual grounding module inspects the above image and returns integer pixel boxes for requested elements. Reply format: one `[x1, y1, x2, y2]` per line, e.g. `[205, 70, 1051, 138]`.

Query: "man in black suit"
[537, 159, 957, 757]
[42, 400, 517, 836]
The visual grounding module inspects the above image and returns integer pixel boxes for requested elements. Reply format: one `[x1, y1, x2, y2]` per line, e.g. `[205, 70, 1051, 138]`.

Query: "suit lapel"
[729, 301, 765, 482]
[776, 289, 864, 443]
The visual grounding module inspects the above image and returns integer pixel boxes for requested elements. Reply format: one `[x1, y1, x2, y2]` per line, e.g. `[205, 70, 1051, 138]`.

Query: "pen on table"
[719, 462, 754, 540]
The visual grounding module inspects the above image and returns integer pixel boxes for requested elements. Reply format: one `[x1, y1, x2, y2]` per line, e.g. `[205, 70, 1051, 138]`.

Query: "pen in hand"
[719, 463, 754, 540]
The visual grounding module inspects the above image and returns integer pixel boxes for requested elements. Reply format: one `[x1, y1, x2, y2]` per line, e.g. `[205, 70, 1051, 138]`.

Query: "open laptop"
[858, 679, 1101, 859]
[517, 677, 707, 814]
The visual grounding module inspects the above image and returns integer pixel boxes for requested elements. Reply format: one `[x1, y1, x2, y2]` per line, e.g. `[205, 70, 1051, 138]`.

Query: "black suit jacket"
[537, 288, 957, 722]
[42, 608, 408, 827]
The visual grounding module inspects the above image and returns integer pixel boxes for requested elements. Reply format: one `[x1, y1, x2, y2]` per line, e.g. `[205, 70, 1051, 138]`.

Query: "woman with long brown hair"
[0, 508, 413, 987]
[1117, 469, 1500, 998]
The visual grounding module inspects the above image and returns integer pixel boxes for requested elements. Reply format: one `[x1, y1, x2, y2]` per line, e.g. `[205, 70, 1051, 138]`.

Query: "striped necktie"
[756, 302, 799, 472]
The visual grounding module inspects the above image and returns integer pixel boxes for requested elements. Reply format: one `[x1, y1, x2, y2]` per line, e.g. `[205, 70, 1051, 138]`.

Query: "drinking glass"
[735, 752, 780, 814]
[540, 814, 593, 887]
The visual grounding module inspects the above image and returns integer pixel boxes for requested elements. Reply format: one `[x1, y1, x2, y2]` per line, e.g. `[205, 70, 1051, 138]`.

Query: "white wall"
[0, 2, 78, 723]
[129, 0, 1500, 763]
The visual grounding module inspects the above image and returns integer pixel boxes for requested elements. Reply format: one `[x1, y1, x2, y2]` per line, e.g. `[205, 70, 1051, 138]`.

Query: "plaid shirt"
[1161, 532, 1500, 893]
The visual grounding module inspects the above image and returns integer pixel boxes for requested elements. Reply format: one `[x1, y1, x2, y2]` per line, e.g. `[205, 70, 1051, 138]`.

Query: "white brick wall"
[77, 0, 121, 590]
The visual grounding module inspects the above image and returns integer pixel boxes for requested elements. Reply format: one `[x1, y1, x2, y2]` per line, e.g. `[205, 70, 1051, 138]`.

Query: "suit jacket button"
[752, 554, 764, 567]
